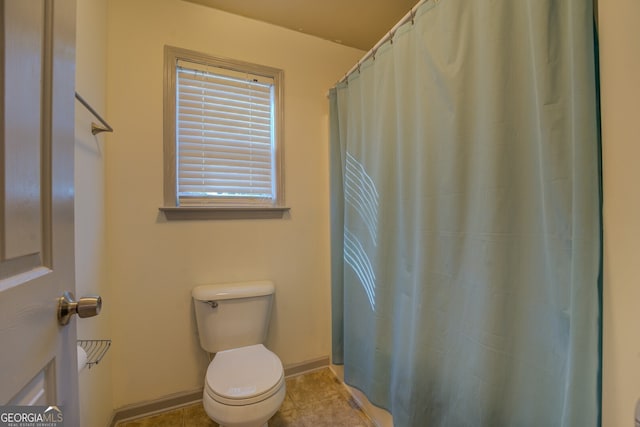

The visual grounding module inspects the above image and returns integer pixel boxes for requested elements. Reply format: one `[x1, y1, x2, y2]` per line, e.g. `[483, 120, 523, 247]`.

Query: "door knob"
[57, 291, 102, 325]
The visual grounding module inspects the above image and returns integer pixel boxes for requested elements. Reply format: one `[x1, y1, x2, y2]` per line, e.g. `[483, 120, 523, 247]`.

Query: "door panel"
[9, 362, 55, 407]
[0, 0, 48, 283]
[0, 0, 78, 424]
[2, 0, 44, 264]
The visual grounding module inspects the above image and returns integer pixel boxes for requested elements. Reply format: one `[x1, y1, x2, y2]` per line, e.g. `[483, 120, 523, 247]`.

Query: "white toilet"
[192, 281, 285, 427]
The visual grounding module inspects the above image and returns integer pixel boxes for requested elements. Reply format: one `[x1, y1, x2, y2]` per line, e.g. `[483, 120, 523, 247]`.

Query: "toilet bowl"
[202, 344, 285, 427]
[192, 281, 285, 427]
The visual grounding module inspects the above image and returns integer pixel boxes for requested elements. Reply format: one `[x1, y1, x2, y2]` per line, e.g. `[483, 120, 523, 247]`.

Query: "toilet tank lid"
[193, 281, 274, 301]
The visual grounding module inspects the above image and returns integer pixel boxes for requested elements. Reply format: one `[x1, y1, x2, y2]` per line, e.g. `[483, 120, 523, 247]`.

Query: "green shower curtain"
[329, 0, 601, 426]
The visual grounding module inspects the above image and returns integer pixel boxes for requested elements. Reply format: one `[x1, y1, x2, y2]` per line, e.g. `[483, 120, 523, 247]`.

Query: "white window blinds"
[176, 60, 276, 205]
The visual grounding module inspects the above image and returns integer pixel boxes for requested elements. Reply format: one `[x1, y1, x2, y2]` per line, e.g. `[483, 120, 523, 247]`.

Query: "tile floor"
[115, 368, 375, 427]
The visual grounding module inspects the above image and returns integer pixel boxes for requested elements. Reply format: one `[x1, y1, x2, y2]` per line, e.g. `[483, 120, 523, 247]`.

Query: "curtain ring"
[357, 63, 361, 74]
[389, 31, 395, 45]
[410, 10, 416, 25]
[372, 49, 377, 61]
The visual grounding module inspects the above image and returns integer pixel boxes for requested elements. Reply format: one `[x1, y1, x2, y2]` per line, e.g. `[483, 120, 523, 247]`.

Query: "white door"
[0, 0, 79, 424]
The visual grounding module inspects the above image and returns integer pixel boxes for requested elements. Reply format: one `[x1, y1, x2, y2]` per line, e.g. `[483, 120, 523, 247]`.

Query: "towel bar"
[75, 92, 113, 135]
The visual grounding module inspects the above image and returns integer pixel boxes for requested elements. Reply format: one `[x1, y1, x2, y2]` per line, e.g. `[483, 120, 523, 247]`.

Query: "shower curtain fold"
[329, 0, 601, 426]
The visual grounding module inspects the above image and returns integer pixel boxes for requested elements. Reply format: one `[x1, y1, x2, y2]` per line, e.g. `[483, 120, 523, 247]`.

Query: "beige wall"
[75, 0, 113, 425]
[76, 0, 640, 421]
[105, 0, 362, 408]
[599, 0, 640, 425]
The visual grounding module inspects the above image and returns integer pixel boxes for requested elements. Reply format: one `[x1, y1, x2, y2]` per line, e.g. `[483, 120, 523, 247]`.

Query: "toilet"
[192, 281, 285, 427]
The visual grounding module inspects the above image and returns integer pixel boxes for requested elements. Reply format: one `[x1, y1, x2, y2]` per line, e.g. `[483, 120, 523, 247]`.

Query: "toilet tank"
[192, 281, 275, 353]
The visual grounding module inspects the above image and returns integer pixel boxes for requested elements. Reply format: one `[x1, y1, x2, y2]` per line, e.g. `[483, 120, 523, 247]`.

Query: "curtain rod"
[336, 0, 430, 86]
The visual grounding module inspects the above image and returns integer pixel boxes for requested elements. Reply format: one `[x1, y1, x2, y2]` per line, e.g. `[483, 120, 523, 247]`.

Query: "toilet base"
[202, 383, 285, 427]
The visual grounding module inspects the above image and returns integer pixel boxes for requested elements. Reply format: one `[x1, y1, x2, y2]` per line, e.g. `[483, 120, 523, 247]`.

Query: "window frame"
[161, 46, 288, 220]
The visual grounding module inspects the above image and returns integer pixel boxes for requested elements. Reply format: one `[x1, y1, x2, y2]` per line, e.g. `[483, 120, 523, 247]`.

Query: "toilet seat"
[205, 344, 284, 406]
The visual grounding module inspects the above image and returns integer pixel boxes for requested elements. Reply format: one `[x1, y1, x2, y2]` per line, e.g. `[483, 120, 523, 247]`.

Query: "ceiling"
[183, 0, 418, 51]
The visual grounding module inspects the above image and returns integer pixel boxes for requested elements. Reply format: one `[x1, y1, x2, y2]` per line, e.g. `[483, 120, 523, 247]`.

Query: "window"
[162, 46, 286, 219]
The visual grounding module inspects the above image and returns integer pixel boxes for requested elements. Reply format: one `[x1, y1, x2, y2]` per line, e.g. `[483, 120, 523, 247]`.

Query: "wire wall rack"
[78, 339, 112, 369]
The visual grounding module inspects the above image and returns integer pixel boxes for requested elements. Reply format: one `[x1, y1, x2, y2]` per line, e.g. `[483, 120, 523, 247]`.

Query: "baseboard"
[108, 356, 330, 426]
[104, 412, 116, 427]
[284, 355, 330, 377]
[109, 389, 202, 426]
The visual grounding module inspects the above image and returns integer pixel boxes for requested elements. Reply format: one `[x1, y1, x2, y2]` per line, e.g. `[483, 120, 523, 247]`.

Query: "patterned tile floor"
[116, 368, 374, 427]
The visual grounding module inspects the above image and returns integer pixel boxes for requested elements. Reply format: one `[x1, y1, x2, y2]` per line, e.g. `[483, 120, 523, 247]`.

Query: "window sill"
[159, 206, 290, 220]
